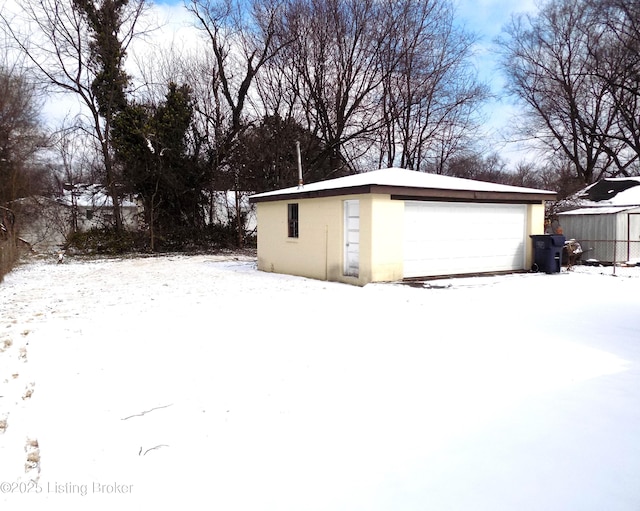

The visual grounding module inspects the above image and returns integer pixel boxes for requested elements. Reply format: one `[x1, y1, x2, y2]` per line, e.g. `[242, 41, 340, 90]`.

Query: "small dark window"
[288, 203, 299, 238]
[86, 209, 94, 220]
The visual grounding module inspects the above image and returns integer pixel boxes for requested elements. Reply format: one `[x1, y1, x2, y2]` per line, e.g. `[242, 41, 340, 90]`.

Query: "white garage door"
[403, 201, 527, 278]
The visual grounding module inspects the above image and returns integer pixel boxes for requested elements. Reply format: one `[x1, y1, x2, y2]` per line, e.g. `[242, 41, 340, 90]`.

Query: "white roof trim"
[559, 206, 640, 215]
[250, 167, 556, 199]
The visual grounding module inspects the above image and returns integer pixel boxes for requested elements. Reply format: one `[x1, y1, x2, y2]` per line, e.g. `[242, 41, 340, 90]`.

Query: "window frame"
[287, 203, 299, 238]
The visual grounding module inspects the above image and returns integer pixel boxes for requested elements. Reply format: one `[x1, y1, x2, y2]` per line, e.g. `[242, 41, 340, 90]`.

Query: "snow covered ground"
[1, 254, 639, 510]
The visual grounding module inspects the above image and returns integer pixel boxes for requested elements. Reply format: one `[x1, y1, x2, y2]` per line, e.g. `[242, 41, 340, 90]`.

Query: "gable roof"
[250, 167, 556, 204]
[576, 177, 640, 207]
[556, 177, 640, 215]
[582, 179, 640, 202]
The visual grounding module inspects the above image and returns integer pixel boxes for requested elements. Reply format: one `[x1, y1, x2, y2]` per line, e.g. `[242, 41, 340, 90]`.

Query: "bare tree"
[586, 0, 640, 173]
[0, 52, 47, 274]
[258, 0, 486, 175]
[274, 0, 396, 174]
[185, 0, 291, 168]
[0, 61, 47, 205]
[48, 124, 102, 231]
[184, 0, 292, 246]
[497, 0, 634, 184]
[377, 0, 488, 173]
[1, 0, 149, 230]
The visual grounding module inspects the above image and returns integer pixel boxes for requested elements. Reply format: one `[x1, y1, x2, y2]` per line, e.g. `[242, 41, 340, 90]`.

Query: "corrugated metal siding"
[560, 213, 616, 261]
[559, 207, 640, 262]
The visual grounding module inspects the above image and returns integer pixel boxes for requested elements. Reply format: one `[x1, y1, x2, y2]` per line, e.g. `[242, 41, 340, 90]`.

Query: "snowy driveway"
[1, 255, 639, 510]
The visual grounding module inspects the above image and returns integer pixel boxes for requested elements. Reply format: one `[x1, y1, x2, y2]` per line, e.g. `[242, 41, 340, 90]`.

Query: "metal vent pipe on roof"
[296, 140, 303, 189]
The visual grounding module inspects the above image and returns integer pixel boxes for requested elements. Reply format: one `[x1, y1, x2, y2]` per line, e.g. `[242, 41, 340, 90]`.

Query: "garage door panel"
[403, 202, 526, 278]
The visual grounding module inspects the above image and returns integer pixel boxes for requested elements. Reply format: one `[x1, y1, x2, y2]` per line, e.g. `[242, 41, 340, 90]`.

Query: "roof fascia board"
[249, 185, 374, 203]
[391, 195, 547, 205]
[250, 184, 556, 203]
[387, 186, 554, 202]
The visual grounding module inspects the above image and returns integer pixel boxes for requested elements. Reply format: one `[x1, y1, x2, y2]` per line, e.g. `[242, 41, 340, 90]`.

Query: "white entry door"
[344, 200, 360, 277]
[403, 201, 527, 278]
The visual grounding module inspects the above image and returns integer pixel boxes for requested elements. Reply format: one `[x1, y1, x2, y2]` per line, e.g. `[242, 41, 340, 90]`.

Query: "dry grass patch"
[22, 382, 35, 400]
[24, 438, 40, 473]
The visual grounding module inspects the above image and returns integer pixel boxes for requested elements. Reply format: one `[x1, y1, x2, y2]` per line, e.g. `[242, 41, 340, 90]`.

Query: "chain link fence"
[565, 238, 640, 273]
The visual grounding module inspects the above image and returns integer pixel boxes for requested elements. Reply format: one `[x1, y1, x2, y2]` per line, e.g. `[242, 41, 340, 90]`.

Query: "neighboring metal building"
[558, 177, 640, 264]
[250, 168, 556, 285]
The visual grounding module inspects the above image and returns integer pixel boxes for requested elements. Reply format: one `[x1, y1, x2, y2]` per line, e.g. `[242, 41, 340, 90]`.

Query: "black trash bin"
[530, 234, 565, 273]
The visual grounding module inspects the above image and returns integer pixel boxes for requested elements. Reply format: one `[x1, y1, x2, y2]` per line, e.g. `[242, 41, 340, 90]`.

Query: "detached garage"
[249, 168, 555, 285]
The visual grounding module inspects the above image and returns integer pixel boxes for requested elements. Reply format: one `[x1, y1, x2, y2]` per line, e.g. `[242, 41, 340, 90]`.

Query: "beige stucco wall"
[525, 203, 546, 269]
[369, 194, 404, 282]
[257, 194, 405, 286]
[256, 194, 359, 285]
[256, 196, 548, 285]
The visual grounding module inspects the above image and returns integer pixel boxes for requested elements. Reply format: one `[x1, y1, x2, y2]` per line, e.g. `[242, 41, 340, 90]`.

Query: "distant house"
[250, 167, 556, 285]
[558, 177, 640, 263]
[206, 190, 257, 234]
[12, 185, 140, 253]
[58, 184, 139, 232]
